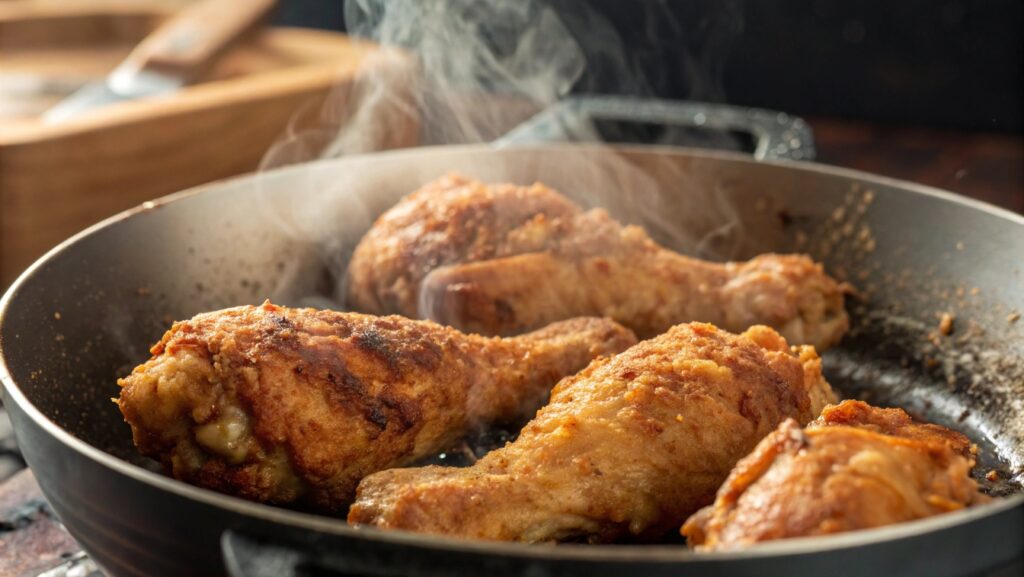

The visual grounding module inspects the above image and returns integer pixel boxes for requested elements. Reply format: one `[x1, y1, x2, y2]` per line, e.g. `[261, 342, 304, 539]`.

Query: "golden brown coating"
[116, 302, 636, 513]
[811, 399, 974, 456]
[347, 174, 848, 350]
[348, 323, 836, 542]
[682, 400, 990, 550]
[347, 174, 580, 316]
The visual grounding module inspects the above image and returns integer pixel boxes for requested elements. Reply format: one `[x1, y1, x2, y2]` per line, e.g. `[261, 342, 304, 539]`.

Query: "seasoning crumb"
[938, 313, 954, 336]
[986, 470, 1000, 482]
[955, 241, 965, 252]
[675, 414, 684, 423]
[53, 311, 61, 320]
[1008, 311, 1021, 324]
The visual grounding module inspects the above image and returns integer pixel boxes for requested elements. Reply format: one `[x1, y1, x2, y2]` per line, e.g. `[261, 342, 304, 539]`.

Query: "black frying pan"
[1, 140, 1023, 576]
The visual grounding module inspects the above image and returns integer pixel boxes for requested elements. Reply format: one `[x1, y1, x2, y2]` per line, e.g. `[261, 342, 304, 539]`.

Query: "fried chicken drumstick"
[117, 302, 636, 513]
[682, 400, 990, 550]
[347, 174, 848, 350]
[348, 323, 836, 542]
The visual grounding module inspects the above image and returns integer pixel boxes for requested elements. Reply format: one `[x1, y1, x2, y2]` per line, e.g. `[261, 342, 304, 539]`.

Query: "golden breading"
[682, 400, 990, 550]
[347, 174, 848, 349]
[117, 302, 636, 513]
[348, 323, 835, 541]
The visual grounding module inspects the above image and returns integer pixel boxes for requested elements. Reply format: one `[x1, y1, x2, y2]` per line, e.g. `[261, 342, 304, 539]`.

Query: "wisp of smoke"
[255, 0, 746, 311]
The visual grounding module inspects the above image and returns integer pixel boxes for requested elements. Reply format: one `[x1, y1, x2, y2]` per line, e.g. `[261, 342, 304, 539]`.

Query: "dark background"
[274, 0, 1023, 134]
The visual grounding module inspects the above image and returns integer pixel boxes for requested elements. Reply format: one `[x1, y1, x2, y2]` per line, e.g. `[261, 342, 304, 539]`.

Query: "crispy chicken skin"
[348, 323, 836, 542]
[346, 174, 848, 350]
[116, 302, 636, 513]
[682, 400, 991, 550]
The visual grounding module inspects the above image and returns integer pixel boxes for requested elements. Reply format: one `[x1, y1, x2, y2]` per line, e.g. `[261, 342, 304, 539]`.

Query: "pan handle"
[222, 529, 440, 577]
[495, 96, 815, 161]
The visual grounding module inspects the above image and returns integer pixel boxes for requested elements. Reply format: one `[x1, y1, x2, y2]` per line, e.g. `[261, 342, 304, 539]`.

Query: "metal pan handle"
[495, 96, 815, 161]
[223, 530, 443, 577]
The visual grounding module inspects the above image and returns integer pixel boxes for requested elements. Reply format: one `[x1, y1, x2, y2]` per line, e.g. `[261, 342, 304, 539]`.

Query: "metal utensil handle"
[496, 96, 816, 161]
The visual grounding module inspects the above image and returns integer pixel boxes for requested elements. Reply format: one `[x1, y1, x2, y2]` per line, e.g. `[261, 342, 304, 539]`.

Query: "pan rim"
[1, 143, 1022, 563]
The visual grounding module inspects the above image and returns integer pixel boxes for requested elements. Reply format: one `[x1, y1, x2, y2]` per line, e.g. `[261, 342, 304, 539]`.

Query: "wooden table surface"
[811, 117, 1024, 214]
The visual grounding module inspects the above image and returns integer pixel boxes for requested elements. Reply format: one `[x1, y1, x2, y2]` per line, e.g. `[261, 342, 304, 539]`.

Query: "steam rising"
[262, 0, 587, 170]
[256, 0, 746, 309]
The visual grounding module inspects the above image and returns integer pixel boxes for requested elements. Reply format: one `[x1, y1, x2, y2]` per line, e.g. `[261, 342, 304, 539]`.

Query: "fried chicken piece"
[682, 400, 991, 550]
[347, 174, 848, 350]
[116, 302, 636, 513]
[348, 323, 836, 541]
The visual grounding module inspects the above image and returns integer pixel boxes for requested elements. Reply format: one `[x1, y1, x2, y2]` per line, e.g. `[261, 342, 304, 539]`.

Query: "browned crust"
[346, 174, 849, 350]
[349, 323, 835, 542]
[814, 399, 973, 456]
[682, 400, 990, 550]
[117, 302, 635, 512]
[347, 173, 581, 315]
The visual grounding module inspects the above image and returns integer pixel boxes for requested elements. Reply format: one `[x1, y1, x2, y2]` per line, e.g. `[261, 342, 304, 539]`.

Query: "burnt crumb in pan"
[778, 183, 1023, 497]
